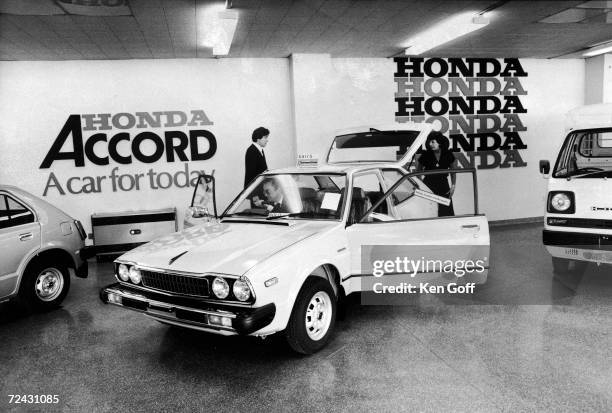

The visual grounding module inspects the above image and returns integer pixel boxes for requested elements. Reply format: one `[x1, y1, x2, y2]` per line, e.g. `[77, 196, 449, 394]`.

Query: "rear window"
[0, 194, 35, 229]
[327, 130, 420, 164]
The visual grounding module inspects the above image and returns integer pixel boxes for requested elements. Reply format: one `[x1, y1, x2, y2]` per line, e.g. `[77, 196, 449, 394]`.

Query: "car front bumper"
[543, 229, 612, 249]
[99, 283, 275, 335]
[543, 229, 612, 264]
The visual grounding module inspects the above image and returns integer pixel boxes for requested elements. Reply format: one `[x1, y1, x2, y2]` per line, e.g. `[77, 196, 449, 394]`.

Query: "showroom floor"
[1, 223, 611, 412]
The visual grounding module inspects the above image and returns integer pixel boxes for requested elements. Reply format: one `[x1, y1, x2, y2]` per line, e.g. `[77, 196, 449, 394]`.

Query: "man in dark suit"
[244, 126, 270, 188]
[258, 178, 289, 213]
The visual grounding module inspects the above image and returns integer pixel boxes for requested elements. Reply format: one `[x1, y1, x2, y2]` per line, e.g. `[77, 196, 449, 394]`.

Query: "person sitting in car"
[253, 178, 289, 213]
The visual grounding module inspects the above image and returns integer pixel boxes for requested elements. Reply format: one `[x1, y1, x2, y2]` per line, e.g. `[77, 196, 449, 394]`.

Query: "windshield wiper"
[266, 212, 335, 220]
[571, 170, 612, 179]
[224, 211, 267, 218]
[566, 167, 606, 180]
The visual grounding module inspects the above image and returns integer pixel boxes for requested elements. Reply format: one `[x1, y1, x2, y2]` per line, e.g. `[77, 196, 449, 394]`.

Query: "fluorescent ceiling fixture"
[200, 4, 239, 56]
[404, 12, 489, 55]
[583, 41, 612, 57]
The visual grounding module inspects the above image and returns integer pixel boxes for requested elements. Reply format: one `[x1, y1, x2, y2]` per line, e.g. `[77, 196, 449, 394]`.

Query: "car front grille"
[141, 270, 209, 297]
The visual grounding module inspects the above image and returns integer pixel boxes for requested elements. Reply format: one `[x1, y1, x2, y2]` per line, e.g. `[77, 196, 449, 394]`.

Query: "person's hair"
[252, 127, 270, 142]
[425, 131, 450, 152]
[262, 178, 279, 189]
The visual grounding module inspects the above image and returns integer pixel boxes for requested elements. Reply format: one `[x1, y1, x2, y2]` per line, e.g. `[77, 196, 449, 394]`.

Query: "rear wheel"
[286, 278, 336, 355]
[18, 260, 70, 311]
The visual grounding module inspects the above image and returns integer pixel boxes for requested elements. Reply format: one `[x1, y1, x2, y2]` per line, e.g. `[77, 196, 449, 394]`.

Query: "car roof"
[0, 184, 29, 196]
[332, 122, 431, 136]
[265, 162, 406, 175]
[0, 184, 70, 218]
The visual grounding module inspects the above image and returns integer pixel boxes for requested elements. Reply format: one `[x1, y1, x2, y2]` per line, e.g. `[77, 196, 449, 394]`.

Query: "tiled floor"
[1, 223, 611, 412]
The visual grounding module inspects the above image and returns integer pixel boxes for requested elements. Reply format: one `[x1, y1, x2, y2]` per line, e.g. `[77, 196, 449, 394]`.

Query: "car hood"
[119, 220, 336, 276]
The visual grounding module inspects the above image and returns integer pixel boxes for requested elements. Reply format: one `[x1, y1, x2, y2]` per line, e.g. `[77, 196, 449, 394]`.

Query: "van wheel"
[552, 257, 587, 275]
[18, 260, 70, 311]
[286, 278, 336, 355]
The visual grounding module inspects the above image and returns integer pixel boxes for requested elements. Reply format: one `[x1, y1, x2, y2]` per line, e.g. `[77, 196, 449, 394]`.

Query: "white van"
[540, 104, 612, 273]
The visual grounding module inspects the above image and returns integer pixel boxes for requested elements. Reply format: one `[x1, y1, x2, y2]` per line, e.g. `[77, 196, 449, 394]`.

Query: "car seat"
[299, 187, 318, 213]
[348, 187, 372, 225]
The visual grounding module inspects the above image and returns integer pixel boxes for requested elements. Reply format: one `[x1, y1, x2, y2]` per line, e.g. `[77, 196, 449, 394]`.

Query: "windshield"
[553, 128, 612, 178]
[224, 173, 347, 220]
[327, 130, 421, 164]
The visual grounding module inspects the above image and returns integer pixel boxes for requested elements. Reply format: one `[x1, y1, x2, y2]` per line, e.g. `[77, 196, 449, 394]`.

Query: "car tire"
[286, 277, 336, 355]
[18, 260, 70, 312]
[552, 257, 587, 275]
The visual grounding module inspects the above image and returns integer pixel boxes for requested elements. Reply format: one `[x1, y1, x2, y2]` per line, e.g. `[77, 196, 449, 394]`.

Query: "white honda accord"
[100, 123, 489, 354]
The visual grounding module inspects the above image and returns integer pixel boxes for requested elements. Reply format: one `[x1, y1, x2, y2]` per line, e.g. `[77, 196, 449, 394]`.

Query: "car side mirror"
[188, 205, 207, 218]
[539, 160, 550, 177]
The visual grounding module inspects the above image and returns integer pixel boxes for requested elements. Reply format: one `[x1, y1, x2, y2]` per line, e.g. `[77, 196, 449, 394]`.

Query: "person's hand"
[448, 184, 456, 197]
[264, 204, 274, 212]
[253, 196, 263, 207]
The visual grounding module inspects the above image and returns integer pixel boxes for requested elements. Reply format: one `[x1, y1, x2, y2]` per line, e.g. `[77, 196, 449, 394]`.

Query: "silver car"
[0, 185, 88, 310]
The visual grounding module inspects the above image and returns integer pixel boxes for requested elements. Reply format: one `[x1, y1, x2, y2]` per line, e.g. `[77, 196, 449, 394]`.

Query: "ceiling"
[0, 0, 611, 61]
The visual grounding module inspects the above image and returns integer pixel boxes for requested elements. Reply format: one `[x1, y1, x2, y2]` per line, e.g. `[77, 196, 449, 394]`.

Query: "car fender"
[12, 243, 82, 296]
[244, 229, 348, 334]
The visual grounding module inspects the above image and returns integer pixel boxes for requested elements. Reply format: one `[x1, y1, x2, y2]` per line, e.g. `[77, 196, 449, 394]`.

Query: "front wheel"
[18, 261, 70, 311]
[286, 278, 337, 355]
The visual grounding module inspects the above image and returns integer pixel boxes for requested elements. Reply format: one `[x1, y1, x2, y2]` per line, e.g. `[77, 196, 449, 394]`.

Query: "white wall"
[0, 59, 295, 236]
[485, 59, 584, 220]
[290, 54, 585, 221]
[585, 54, 612, 104]
[0, 55, 586, 234]
[291, 54, 397, 160]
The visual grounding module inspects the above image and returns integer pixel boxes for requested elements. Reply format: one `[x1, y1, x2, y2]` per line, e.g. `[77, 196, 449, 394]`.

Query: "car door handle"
[19, 232, 33, 241]
[461, 224, 480, 230]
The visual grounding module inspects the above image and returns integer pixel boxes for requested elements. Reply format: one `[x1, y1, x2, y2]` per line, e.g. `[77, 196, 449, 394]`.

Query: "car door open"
[345, 168, 490, 301]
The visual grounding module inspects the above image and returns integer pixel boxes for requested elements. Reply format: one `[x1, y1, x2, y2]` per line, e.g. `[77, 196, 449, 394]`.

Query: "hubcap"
[34, 268, 64, 302]
[305, 291, 332, 341]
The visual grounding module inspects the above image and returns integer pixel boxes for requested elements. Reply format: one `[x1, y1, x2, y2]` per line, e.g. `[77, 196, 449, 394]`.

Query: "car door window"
[0, 195, 35, 228]
[350, 172, 389, 224]
[382, 170, 416, 206]
[363, 169, 477, 222]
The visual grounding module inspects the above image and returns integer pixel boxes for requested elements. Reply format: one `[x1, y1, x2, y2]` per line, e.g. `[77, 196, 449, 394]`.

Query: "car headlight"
[551, 193, 571, 212]
[118, 264, 130, 282]
[129, 267, 142, 284]
[233, 279, 251, 302]
[212, 277, 229, 299]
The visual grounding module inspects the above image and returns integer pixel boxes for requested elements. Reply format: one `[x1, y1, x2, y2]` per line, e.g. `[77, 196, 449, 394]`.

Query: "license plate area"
[148, 303, 176, 318]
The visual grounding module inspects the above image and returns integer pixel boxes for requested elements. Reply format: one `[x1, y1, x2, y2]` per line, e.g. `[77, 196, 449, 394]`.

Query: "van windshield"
[553, 128, 612, 178]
